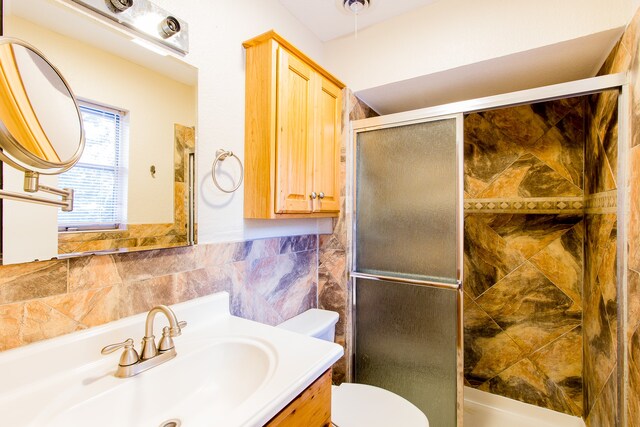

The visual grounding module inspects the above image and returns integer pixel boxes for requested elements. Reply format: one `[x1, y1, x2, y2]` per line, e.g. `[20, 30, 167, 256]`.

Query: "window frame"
[57, 99, 128, 232]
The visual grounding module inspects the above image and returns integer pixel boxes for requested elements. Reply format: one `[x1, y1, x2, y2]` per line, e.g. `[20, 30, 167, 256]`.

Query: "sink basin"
[33, 338, 276, 427]
[0, 292, 343, 427]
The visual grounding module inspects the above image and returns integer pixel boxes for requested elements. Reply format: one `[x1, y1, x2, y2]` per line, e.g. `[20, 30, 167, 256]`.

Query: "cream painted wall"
[149, 0, 334, 243]
[7, 16, 196, 225]
[323, 0, 632, 92]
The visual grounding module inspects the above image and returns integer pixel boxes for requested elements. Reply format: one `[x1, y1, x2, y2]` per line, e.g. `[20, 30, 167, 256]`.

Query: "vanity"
[0, 292, 343, 426]
[0, 2, 343, 424]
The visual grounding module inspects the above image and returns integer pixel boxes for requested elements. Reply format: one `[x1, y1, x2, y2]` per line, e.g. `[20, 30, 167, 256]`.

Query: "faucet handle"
[172, 320, 187, 336]
[159, 326, 175, 352]
[101, 338, 134, 354]
[167, 320, 187, 338]
[159, 320, 188, 352]
[101, 338, 139, 367]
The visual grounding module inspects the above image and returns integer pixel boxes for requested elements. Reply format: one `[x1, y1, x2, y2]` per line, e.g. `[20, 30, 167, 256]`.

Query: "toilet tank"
[277, 309, 339, 342]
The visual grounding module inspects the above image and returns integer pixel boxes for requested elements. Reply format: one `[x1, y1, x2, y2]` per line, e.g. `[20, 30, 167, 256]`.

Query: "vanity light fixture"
[159, 16, 181, 38]
[70, 0, 189, 54]
[131, 37, 169, 56]
[108, 0, 133, 13]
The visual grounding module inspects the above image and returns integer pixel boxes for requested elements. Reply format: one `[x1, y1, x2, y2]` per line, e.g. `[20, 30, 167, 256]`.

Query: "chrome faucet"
[101, 305, 187, 378]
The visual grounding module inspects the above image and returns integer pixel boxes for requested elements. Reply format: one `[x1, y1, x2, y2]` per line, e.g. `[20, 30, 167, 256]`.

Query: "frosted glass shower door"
[352, 115, 463, 427]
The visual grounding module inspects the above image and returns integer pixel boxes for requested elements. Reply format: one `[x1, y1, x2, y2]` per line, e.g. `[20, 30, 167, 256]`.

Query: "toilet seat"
[331, 383, 429, 427]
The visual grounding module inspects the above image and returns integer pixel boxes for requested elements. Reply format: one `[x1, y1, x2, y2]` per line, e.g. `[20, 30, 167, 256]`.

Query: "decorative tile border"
[464, 197, 585, 214]
[584, 190, 617, 214]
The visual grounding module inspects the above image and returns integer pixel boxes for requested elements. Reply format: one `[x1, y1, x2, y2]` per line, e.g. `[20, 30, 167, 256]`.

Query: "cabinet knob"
[318, 192, 325, 199]
[310, 192, 317, 199]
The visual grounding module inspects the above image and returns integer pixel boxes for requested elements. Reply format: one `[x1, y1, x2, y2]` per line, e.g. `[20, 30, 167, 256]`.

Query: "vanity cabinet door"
[312, 76, 341, 213]
[275, 48, 315, 214]
[265, 369, 332, 427]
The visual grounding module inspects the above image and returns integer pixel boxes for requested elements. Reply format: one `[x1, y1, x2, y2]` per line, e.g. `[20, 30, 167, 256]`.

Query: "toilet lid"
[332, 383, 429, 427]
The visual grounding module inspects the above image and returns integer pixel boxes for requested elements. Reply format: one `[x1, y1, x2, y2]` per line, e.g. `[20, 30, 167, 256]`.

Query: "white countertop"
[0, 292, 343, 426]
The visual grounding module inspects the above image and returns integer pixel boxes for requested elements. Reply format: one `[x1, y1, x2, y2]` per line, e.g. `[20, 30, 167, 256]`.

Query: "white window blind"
[58, 102, 126, 231]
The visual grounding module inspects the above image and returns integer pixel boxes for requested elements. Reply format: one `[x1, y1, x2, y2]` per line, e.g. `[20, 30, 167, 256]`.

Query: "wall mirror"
[0, 37, 84, 213]
[1, 0, 198, 265]
[0, 38, 84, 173]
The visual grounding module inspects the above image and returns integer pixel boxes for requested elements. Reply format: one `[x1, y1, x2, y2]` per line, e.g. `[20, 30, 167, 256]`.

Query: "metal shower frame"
[347, 72, 629, 427]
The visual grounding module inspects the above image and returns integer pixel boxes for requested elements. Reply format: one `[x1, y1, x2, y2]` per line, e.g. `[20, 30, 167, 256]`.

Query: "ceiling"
[357, 28, 623, 114]
[279, 0, 624, 114]
[277, 0, 440, 41]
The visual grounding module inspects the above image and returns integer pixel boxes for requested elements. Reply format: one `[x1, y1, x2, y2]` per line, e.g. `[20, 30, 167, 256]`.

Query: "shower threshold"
[463, 387, 585, 427]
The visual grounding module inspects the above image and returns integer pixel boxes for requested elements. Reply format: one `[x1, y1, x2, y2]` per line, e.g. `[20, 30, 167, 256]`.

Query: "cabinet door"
[275, 48, 314, 214]
[313, 77, 341, 213]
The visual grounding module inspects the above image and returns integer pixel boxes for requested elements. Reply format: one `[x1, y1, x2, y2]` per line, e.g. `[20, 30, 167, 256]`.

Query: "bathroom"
[0, 0, 639, 426]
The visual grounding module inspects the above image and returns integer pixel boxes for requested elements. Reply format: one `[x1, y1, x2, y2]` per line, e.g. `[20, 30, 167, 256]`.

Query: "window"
[58, 101, 127, 231]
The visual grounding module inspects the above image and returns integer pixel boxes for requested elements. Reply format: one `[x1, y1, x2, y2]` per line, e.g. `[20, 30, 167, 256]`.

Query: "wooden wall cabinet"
[265, 369, 332, 427]
[243, 31, 345, 219]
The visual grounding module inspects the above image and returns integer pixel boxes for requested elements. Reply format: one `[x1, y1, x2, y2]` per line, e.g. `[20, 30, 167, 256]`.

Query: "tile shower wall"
[318, 90, 378, 383]
[583, 88, 619, 426]
[0, 235, 317, 352]
[598, 6, 640, 427]
[463, 99, 587, 416]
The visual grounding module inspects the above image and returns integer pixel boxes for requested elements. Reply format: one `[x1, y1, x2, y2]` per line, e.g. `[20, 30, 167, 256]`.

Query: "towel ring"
[211, 149, 243, 193]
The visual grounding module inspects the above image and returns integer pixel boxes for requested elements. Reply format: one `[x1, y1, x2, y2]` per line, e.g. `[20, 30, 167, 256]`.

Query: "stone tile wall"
[463, 98, 587, 416]
[318, 90, 378, 383]
[598, 6, 640, 427]
[583, 87, 620, 426]
[0, 235, 318, 352]
[58, 223, 185, 254]
[623, 10, 640, 426]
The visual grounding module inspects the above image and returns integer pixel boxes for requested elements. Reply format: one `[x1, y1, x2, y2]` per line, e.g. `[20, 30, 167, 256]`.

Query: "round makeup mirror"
[0, 37, 84, 174]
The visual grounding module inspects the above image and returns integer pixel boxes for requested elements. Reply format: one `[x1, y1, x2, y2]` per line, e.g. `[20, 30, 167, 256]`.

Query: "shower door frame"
[348, 72, 629, 427]
[350, 113, 465, 426]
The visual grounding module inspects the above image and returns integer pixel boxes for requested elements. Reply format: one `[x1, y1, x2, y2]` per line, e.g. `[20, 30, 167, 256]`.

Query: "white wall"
[9, 0, 636, 254]
[150, 0, 333, 243]
[323, 0, 632, 92]
[1, 0, 330, 265]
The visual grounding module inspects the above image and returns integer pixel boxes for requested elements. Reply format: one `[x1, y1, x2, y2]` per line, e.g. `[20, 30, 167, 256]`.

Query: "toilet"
[278, 309, 429, 427]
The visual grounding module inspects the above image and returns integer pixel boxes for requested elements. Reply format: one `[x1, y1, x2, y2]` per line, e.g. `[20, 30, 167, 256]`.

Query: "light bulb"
[350, 1, 364, 13]
[345, 0, 367, 14]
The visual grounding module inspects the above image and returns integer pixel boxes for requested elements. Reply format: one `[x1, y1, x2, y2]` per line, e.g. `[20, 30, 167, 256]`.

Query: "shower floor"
[463, 387, 585, 427]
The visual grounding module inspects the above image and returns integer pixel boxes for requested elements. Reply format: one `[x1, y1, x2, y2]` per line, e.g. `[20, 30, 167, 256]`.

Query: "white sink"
[36, 339, 276, 427]
[0, 292, 343, 426]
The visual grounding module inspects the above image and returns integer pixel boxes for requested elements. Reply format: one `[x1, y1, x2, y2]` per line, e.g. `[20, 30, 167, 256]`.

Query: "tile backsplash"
[0, 235, 318, 352]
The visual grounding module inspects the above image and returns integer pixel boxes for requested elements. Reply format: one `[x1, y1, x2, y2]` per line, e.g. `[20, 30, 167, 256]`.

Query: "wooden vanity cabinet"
[243, 31, 344, 219]
[265, 369, 332, 427]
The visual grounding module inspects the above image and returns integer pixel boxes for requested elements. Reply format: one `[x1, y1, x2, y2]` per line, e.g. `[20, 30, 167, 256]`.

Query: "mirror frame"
[0, 36, 85, 175]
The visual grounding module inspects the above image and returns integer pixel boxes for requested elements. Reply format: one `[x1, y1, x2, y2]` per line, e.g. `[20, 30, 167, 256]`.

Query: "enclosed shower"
[348, 74, 627, 426]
